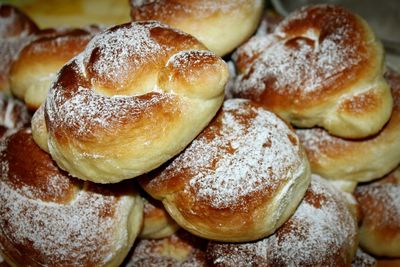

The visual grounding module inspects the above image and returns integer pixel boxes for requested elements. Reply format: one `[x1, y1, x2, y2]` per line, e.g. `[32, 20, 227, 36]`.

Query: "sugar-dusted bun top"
[142, 99, 306, 210]
[140, 99, 310, 242]
[0, 129, 141, 266]
[232, 4, 391, 138]
[234, 4, 376, 102]
[39, 20, 227, 183]
[207, 176, 358, 266]
[0, 94, 30, 131]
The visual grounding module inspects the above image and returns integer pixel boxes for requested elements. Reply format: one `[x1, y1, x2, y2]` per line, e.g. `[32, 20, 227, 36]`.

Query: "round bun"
[296, 69, 400, 182]
[207, 175, 358, 266]
[0, 93, 31, 139]
[33, 21, 228, 183]
[232, 4, 392, 138]
[0, 129, 143, 267]
[140, 194, 180, 239]
[0, 4, 39, 92]
[10, 27, 97, 110]
[140, 99, 310, 242]
[354, 167, 400, 257]
[126, 230, 207, 267]
[130, 0, 265, 56]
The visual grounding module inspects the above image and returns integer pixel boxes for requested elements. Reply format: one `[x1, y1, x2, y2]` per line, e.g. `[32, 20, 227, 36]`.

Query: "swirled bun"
[130, 0, 264, 56]
[296, 69, 400, 182]
[140, 194, 180, 239]
[207, 175, 358, 266]
[0, 129, 143, 267]
[0, 4, 39, 92]
[126, 230, 207, 267]
[232, 4, 392, 138]
[10, 27, 98, 110]
[140, 99, 310, 242]
[354, 167, 400, 257]
[33, 21, 228, 183]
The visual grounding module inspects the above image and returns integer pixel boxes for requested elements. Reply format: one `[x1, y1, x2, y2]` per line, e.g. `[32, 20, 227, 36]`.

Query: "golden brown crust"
[0, 4, 39, 92]
[354, 167, 400, 257]
[0, 129, 143, 267]
[140, 99, 310, 242]
[233, 4, 392, 138]
[296, 69, 400, 182]
[207, 176, 358, 267]
[35, 21, 227, 183]
[130, 0, 264, 56]
[140, 194, 180, 239]
[10, 27, 97, 110]
[127, 230, 207, 267]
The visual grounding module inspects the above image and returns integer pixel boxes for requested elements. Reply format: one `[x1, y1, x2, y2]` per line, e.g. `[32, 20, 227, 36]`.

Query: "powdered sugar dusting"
[47, 84, 176, 138]
[356, 182, 400, 228]
[158, 99, 303, 209]
[208, 176, 357, 266]
[233, 5, 365, 99]
[127, 231, 207, 267]
[0, 94, 30, 129]
[81, 21, 165, 89]
[0, 180, 130, 266]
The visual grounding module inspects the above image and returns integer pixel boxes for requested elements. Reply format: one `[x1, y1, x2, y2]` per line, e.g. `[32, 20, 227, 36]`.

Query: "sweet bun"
[0, 4, 39, 92]
[126, 230, 207, 267]
[140, 194, 180, 239]
[354, 167, 400, 257]
[10, 27, 98, 110]
[0, 129, 143, 267]
[33, 21, 228, 183]
[296, 69, 400, 182]
[232, 4, 392, 138]
[130, 0, 265, 56]
[140, 99, 310, 242]
[207, 175, 358, 266]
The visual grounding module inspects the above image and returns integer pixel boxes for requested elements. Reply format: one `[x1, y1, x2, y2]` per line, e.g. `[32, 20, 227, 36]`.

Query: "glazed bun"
[355, 167, 400, 257]
[33, 21, 228, 183]
[0, 129, 143, 267]
[10, 27, 98, 110]
[232, 4, 392, 138]
[140, 194, 180, 239]
[207, 175, 358, 266]
[0, 4, 39, 92]
[296, 69, 400, 182]
[126, 230, 207, 267]
[140, 99, 310, 242]
[130, 0, 265, 56]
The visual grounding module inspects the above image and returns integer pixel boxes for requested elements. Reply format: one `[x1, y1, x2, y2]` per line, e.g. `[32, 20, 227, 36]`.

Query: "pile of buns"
[0, 2, 399, 266]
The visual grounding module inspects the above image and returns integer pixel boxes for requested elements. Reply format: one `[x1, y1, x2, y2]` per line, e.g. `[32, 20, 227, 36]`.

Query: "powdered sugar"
[47, 84, 176, 138]
[233, 5, 365, 99]
[157, 99, 303, 209]
[0, 94, 31, 129]
[0, 180, 130, 266]
[81, 21, 165, 90]
[208, 176, 357, 266]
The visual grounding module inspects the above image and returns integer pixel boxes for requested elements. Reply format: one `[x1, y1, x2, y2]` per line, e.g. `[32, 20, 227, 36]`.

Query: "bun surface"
[232, 4, 392, 138]
[34, 21, 228, 183]
[140, 99, 310, 242]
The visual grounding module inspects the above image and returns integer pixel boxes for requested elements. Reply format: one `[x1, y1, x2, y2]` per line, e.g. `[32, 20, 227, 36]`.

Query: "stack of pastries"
[0, 2, 399, 266]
